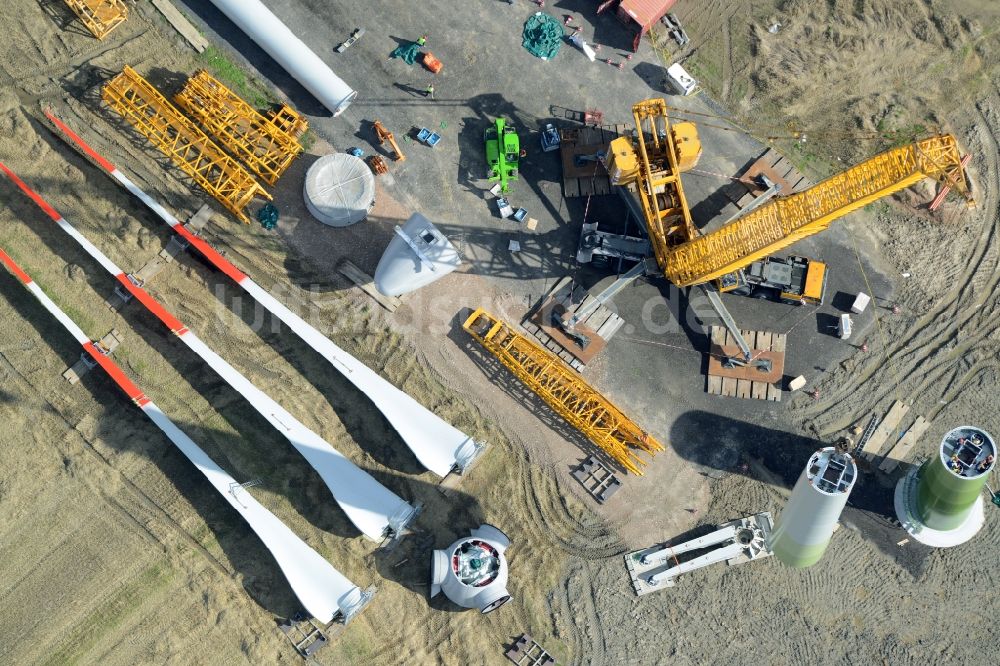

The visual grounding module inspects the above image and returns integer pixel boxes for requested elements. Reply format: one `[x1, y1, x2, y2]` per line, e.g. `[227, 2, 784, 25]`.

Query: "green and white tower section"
[895, 426, 995, 547]
[770, 448, 857, 568]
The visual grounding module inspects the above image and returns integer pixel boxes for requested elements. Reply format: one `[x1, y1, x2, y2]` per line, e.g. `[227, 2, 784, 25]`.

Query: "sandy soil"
[0, 1, 998, 665]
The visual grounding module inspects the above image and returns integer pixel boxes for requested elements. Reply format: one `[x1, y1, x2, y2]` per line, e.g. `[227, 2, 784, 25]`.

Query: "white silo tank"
[303, 154, 375, 227]
[430, 524, 511, 613]
[770, 447, 857, 568]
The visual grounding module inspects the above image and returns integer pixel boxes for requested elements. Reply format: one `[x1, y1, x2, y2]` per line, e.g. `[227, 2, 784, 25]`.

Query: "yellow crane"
[606, 99, 972, 289]
[463, 308, 663, 475]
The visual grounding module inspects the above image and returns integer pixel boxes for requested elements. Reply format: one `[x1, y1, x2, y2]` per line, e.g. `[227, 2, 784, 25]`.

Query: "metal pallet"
[505, 634, 555, 666]
[571, 456, 622, 503]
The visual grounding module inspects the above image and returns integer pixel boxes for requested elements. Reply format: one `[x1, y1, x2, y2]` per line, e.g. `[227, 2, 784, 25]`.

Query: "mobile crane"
[567, 98, 971, 359]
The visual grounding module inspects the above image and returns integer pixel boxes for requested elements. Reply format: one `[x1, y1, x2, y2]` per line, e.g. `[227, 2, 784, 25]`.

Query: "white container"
[837, 314, 853, 339]
[666, 63, 697, 96]
[788, 375, 807, 392]
[851, 292, 871, 314]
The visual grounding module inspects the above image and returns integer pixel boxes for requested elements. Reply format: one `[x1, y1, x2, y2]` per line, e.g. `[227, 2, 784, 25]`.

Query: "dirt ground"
[1, 1, 999, 665]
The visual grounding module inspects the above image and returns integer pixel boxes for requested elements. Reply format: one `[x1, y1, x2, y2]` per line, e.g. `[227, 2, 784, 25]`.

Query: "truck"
[718, 255, 828, 305]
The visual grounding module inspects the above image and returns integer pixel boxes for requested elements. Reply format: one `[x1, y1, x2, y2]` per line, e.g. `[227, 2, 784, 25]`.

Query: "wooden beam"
[861, 401, 910, 459]
[879, 416, 930, 473]
[151, 0, 210, 53]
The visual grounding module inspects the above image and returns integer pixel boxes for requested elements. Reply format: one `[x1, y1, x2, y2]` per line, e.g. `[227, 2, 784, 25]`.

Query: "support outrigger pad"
[552, 307, 590, 349]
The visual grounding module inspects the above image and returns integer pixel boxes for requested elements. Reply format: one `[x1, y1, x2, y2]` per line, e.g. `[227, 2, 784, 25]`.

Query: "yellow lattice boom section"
[463, 308, 664, 475]
[269, 104, 309, 140]
[174, 70, 303, 185]
[666, 135, 969, 286]
[64, 0, 128, 40]
[102, 66, 270, 224]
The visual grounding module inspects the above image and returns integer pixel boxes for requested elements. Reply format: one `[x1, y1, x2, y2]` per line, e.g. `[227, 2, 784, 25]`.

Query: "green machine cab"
[485, 118, 520, 193]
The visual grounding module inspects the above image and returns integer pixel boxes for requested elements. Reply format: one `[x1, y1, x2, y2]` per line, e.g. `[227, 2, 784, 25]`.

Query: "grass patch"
[58, 303, 98, 339]
[197, 46, 276, 110]
[298, 129, 316, 152]
[43, 563, 173, 666]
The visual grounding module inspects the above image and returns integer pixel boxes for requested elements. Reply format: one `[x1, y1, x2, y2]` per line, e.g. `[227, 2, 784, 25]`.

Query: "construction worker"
[425, 83, 435, 99]
[417, 35, 427, 47]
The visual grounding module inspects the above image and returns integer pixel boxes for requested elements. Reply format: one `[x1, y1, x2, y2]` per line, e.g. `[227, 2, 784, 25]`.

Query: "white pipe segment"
[207, 0, 357, 116]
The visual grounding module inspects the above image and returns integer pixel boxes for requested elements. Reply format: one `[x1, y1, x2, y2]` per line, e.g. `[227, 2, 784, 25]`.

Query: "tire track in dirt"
[519, 466, 626, 561]
[721, 14, 733, 101]
[0, 344, 236, 583]
[573, 561, 608, 664]
[797, 97, 1000, 435]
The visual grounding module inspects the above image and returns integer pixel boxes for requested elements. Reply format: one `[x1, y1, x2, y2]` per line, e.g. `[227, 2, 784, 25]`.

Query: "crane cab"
[720, 255, 828, 305]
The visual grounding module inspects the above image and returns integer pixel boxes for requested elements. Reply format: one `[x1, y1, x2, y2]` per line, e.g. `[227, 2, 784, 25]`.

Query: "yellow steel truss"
[665, 135, 969, 286]
[102, 66, 269, 224]
[463, 308, 664, 475]
[174, 70, 303, 185]
[64, 0, 128, 40]
[269, 105, 309, 141]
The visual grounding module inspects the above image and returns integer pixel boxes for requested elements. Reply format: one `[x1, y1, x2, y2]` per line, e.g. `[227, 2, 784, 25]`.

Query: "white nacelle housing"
[430, 525, 511, 613]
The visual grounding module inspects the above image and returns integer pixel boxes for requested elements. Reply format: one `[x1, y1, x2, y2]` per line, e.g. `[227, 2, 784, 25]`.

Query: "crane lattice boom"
[664, 135, 968, 286]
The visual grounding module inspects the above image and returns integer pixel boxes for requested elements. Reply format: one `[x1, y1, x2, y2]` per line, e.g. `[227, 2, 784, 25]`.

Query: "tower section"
[771, 447, 857, 568]
[896, 426, 995, 547]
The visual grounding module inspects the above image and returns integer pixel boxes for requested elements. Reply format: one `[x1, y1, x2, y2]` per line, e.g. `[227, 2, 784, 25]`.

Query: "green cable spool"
[257, 203, 279, 230]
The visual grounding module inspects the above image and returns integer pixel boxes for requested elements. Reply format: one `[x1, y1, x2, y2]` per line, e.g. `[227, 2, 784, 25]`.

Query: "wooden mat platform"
[522, 276, 624, 371]
[706, 326, 785, 401]
[559, 124, 629, 198]
[723, 147, 812, 209]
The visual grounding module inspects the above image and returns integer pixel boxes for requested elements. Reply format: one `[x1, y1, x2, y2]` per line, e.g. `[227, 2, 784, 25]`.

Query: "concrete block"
[851, 292, 870, 314]
[788, 375, 807, 391]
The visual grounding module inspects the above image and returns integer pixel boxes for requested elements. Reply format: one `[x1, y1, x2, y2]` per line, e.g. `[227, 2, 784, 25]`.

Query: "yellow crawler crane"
[605, 98, 702, 272]
[174, 70, 304, 185]
[64, 0, 128, 40]
[102, 66, 270, 224]
[607, 99, 972, 288]
[463, 308, 663, 475]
